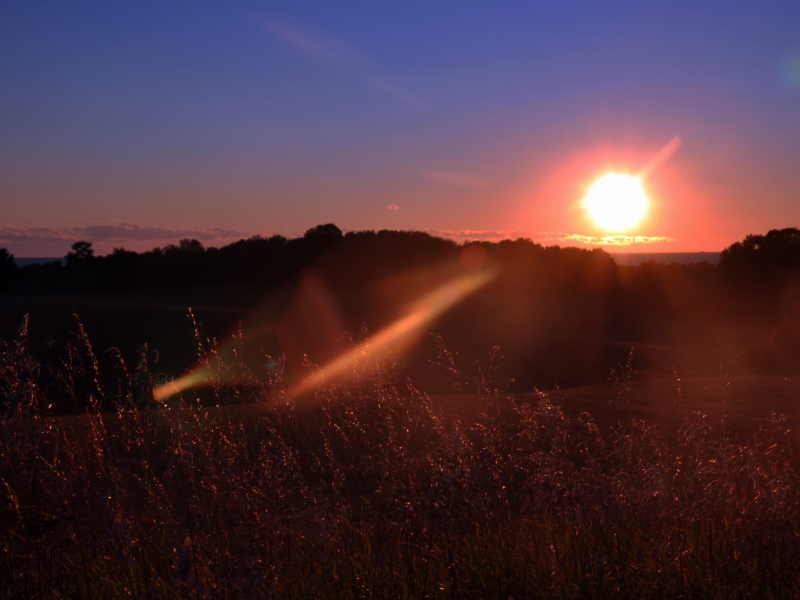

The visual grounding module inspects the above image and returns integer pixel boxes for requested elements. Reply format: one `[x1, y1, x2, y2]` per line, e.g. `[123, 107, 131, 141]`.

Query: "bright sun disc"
[584, 174, 648, 231]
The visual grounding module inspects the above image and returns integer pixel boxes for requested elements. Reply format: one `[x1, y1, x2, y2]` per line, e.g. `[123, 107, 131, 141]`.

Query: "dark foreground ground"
[3, 336, 800, 598]
[0, 274, 778, 403]
[2, 251, 798, 596]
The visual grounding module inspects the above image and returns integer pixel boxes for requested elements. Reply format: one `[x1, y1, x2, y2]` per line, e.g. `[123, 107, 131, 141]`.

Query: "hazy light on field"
[288, 266, 496, 397]
[153, 367, 209, 402]
[152, 264, 496, 402]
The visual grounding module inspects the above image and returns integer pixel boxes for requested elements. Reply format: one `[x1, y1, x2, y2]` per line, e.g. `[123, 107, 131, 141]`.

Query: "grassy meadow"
[2, 306, 800, 599]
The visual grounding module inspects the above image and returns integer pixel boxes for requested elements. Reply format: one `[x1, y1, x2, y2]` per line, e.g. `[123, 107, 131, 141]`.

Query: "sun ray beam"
[152, 266, 497, 403]
[637, 135, 681, 181]
[287, 267, 496, 398]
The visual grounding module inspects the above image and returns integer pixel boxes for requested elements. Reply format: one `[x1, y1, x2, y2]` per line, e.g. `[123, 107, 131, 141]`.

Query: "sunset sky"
[2, 1, 799, 256]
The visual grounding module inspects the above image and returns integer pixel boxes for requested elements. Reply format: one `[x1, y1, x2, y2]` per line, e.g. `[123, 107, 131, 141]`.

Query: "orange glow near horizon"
[513, 134, 706, 251]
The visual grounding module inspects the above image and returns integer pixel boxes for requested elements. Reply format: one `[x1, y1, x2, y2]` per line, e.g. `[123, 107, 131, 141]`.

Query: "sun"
[584, 174, 648, 231]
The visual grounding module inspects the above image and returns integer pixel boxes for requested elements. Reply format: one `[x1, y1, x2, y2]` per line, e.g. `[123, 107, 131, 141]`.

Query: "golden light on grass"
[152, 266, 497, 402]
[288, 266, 496, 398]
[153, 368, 209, 402]
[583, 174, 648, 231]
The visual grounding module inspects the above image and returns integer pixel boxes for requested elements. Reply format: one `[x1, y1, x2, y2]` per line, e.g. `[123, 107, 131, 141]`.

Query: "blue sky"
[2, 1, 799, 254]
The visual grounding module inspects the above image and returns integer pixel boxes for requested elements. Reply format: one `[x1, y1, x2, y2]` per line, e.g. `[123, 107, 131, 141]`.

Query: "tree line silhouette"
[2, 225, 800, 388]
[2, 224, 800, 331]
[0, 224, 618, 295]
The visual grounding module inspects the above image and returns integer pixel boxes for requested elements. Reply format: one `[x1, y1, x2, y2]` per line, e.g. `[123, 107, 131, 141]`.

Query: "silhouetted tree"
[304, 224, 343, 240]
[0, 248, 16, 284]
[718, 229, 800, 318]
[65, 240, 95, 267]
[719, 228, 800, 283]
[179, 238, 205, 253]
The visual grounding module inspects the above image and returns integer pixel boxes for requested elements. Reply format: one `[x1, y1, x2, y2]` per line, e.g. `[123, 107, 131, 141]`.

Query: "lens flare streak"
[288, 268, 496, 397]
[637, 136, 681, 181]
[152, 267, 496, 402]
[153, 368, 210, 402]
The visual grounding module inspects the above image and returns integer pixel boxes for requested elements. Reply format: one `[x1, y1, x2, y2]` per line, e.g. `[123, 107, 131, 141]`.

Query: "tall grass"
[1, 312, 800, 598]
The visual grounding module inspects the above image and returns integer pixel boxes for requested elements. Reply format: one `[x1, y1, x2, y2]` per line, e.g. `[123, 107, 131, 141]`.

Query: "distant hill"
[14, 253, 721, 269]
[14, 257, 64, 267]
[610, 252, 720, 266]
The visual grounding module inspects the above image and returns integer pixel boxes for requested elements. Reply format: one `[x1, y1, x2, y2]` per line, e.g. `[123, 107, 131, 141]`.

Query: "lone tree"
[65, 240, 95, 267]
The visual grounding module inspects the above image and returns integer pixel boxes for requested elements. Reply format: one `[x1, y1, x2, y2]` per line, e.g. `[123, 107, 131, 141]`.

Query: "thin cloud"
[423, 229, 674, 246]
[424, 229, 533, 243]
[422, 170, 489, 189]
[261, 20, 427, 110]
[539, 233, 675, 246]
[386, 204, 401, 211]
[0, 224, 247, 254]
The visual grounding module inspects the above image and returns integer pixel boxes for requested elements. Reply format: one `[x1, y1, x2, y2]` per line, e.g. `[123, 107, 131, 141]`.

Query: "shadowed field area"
[3, 229, 800, 596]
[3, 314, 800, 597]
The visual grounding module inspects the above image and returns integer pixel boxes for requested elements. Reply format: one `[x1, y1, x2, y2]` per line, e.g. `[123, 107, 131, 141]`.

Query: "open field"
[177, 372, 800, 442]
[1, 272, 798, 597]
[50, 372, 800, 450]
[3, 323, 800, 598]
[0, 279, 780, 399]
